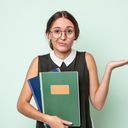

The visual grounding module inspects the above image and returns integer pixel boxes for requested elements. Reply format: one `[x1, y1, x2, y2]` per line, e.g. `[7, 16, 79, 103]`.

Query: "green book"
[39, 71, 81, 127]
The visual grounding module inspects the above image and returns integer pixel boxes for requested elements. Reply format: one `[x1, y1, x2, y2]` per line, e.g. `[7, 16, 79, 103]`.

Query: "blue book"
[28, 68, 61, 112]
[28, 76, 42, 112]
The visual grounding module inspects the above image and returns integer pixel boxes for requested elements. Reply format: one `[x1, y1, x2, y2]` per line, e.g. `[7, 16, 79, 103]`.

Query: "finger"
[61, 119, 72, 126]
[64, 126, 69, 128]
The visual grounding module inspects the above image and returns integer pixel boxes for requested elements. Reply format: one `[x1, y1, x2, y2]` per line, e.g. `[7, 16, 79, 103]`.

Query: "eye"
[66, 29, 74, 34]
[53, 29, 61, 34]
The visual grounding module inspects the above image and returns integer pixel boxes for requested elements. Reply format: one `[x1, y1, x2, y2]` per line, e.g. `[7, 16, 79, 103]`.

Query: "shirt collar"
[50, 49, 76, 67]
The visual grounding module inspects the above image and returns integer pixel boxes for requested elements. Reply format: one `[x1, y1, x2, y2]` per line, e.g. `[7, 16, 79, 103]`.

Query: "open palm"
[107, 59, 128, 70]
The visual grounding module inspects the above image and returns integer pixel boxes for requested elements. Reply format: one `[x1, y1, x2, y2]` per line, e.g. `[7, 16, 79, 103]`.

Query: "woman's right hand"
[45, 115, 72, 128]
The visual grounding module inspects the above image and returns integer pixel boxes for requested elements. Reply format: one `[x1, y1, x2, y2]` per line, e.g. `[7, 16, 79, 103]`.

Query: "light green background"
[0, 0, 128, 128]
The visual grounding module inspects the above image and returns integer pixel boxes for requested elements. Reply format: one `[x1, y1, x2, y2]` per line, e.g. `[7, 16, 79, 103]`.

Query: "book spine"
[28, 80, 41, 112]
[39, 73, 49, 127]
[39, 73, 45, 114]
[76, 72, 81, 125]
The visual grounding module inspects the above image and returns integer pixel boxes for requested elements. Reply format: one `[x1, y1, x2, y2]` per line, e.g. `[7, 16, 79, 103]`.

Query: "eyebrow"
[52, 26, 74, 30]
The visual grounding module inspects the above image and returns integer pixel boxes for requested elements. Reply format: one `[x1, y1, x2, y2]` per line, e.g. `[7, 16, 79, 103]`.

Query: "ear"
[46, 33, 52, 42]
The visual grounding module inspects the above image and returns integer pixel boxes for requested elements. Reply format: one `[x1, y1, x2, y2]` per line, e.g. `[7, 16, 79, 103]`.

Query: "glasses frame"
[50, 28, 75, 39]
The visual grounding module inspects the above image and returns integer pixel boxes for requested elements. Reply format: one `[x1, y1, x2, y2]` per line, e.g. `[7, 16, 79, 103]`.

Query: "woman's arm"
[17, 57, 72, 128]
[17, 57, 46, 121]
[86, 52, 128, 110]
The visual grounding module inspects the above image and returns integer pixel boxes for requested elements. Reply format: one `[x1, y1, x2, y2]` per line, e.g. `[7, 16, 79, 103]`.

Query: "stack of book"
[28, 68, 81, 127]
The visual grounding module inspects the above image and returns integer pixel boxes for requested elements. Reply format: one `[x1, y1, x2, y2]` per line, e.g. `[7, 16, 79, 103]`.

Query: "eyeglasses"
[50, 28, 75, 39]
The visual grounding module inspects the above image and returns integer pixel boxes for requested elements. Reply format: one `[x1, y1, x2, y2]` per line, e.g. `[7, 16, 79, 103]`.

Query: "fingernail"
[68, 122, 73, 125]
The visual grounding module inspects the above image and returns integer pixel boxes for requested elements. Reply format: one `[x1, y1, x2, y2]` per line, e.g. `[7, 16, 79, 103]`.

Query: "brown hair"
[45, 10, 80, 49]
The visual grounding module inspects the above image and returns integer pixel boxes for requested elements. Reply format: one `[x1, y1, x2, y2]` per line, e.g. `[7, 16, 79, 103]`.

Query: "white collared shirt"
[50, 49, 77, 67]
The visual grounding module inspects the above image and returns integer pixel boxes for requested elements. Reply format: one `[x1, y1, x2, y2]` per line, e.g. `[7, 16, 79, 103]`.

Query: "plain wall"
[0, 0, 128, 128]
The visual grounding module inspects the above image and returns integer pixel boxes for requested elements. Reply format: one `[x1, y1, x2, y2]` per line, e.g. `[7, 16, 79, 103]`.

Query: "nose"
[60, 31, 67, 40]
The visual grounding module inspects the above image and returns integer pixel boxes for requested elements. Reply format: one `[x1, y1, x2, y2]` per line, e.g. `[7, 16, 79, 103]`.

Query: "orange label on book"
[50, 85, 69, 95]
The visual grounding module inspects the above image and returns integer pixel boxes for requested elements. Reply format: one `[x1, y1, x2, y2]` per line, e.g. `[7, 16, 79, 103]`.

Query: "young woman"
[17, 10, 128, 128]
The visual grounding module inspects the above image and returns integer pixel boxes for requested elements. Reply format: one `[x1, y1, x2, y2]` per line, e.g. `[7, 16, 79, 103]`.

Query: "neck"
[53, 49, 72, 60]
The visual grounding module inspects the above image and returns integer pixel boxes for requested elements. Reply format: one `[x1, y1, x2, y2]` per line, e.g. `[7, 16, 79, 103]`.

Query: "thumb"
[61, 119, 73, 126]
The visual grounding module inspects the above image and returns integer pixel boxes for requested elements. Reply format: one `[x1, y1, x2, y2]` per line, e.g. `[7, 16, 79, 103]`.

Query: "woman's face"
[48, 17, 75, 53]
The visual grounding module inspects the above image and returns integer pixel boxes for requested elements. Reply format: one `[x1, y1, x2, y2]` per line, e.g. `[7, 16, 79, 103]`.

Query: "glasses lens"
[52, 29, 61, 38]
[65, 29, 74, 38]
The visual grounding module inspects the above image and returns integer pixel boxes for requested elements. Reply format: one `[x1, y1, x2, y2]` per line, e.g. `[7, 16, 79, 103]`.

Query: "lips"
[58, 42, 66, 46]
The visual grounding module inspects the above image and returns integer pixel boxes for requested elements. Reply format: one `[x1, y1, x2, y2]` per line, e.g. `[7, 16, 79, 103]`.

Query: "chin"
[59, 48, 71, 53]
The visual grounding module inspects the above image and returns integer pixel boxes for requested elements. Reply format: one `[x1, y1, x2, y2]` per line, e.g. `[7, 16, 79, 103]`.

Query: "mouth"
[58, 42, 66, 46]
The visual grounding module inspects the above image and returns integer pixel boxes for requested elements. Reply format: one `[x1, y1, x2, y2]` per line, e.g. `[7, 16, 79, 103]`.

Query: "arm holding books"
[17, 57, 72, 128]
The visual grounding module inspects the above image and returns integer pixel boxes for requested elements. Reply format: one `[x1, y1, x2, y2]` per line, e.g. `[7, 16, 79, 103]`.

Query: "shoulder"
[85, 52, 97, 70]
[27, 56, 39, 76]
[85, 52, 94, 61]
[30, 56, 38, 66]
